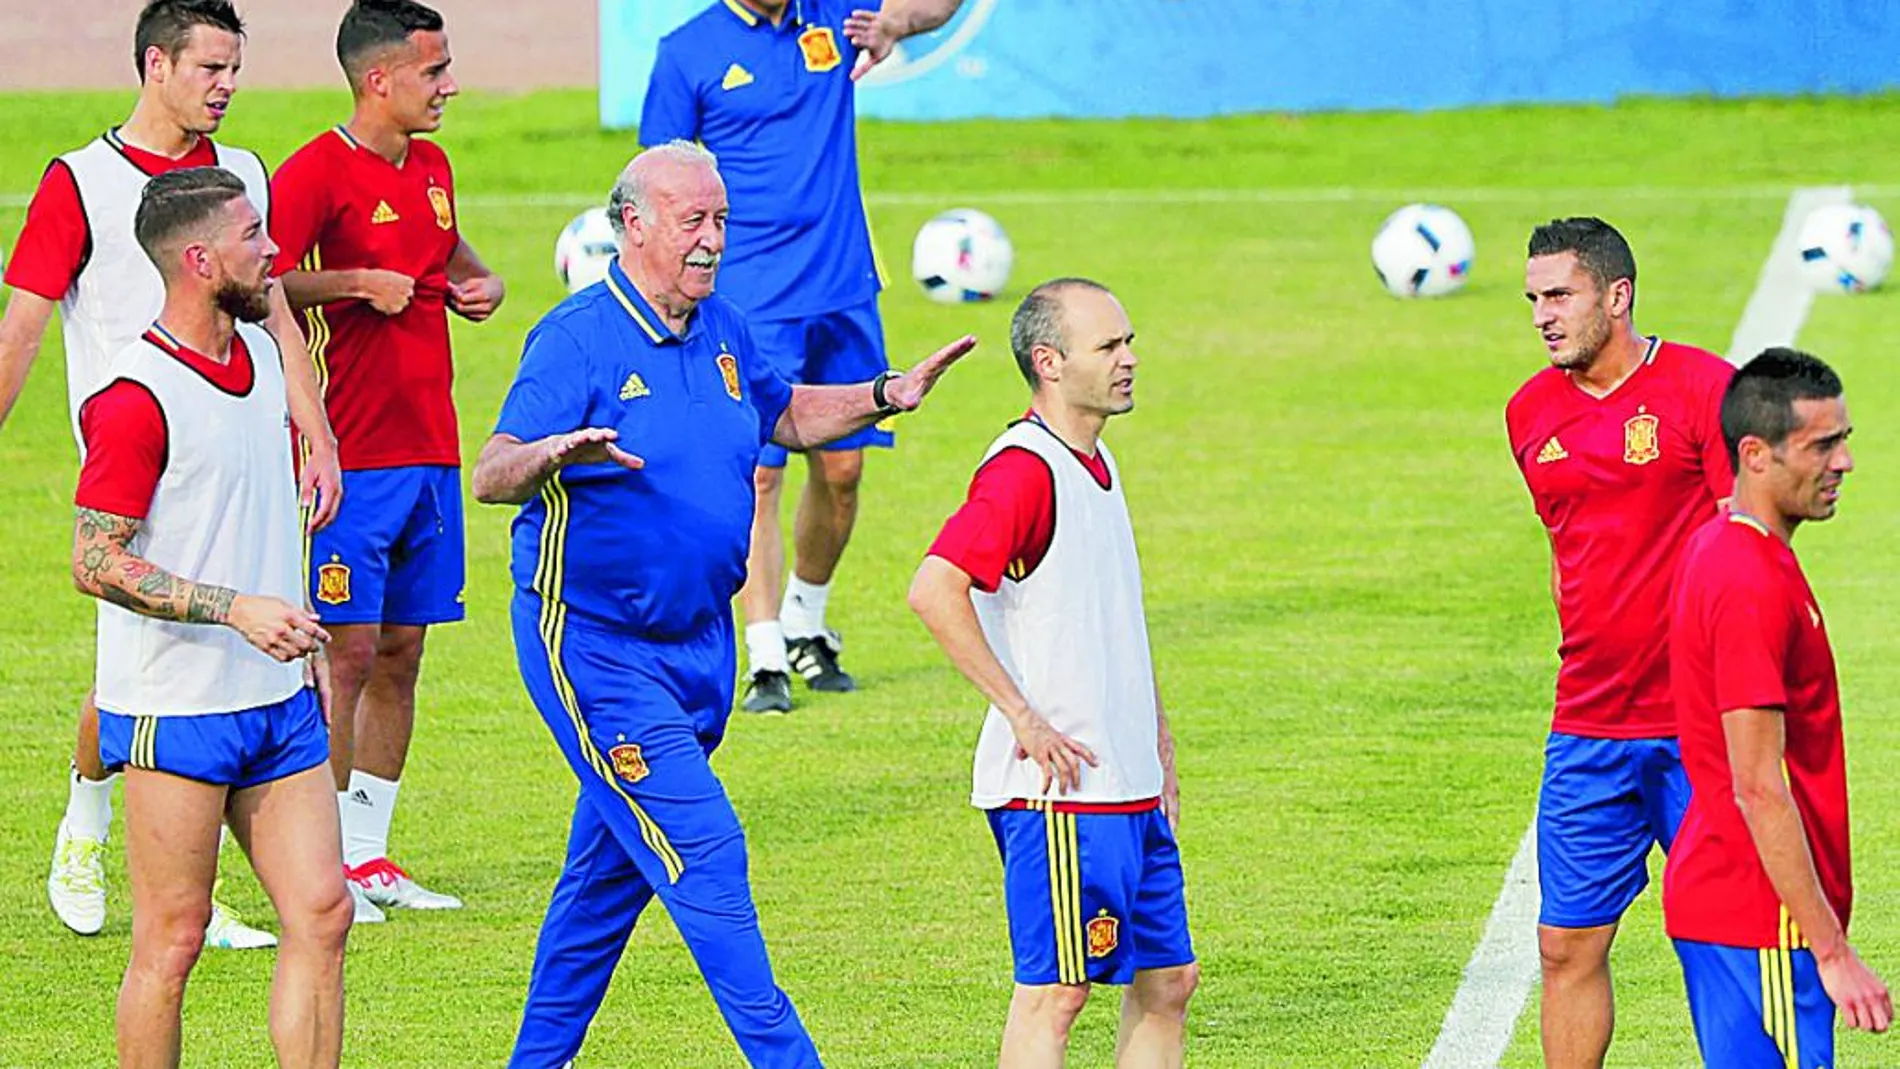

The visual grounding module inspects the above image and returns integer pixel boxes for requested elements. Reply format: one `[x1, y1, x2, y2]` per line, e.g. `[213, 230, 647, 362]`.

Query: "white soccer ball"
[1371, 203, 1475, 298]
[1797, 203, 1893, 293]
[554, 208, 620, 294]
[912, 208, 1014, 304]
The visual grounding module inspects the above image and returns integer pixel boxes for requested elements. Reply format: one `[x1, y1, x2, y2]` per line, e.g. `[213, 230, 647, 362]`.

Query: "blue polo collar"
[605, 259, 697, 344]
[721, 0, 804, 29]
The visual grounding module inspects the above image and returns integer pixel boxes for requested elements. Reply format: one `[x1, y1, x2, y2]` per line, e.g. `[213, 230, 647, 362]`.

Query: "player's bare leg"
[1538, 922, 1618, 1068]
[739, 465, 793, 712]
[782, 447, 862, 691]
[1114, 963, 1199, 1068]
[341, 624, 456, 909]
[227, 765, 350, 1069]
[50, 691, 113, 935]
[999, 982, 1091, 1069]
[322, 624, 385, 922]
[116, 767, 222, 1069]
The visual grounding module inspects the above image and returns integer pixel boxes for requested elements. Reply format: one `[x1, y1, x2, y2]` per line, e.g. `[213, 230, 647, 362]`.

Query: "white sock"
[342, 770, 399, 869]
[64, 765, 114, 841]
[780, 577, 831, 640]
[746, 620, 789, 674]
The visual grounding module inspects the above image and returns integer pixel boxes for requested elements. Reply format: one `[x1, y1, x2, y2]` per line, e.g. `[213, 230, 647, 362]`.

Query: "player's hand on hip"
[1009, 711, 1099, 795]
[361, 269, 415, 315]
[448, 275, 505, 322]
[883, 334, 978, 412]
[844, 8, 897, 81]
[300, 439, 343, 533]
[1818, 944, 1892, 1032]
[230, 595, 330, 662]
[547, 427, 644, 473]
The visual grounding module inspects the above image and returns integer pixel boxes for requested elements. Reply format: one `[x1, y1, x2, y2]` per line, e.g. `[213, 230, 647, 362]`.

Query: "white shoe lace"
[52, 838, 106, 897]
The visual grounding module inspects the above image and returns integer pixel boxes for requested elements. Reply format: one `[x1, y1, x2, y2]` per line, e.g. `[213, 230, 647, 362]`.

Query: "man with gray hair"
[473, 141, 975, 1068]
[910, 278, 1199, 1068]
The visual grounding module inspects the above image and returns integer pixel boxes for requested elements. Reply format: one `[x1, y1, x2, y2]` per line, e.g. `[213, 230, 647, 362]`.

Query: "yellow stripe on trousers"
[532, 476, 684, 882]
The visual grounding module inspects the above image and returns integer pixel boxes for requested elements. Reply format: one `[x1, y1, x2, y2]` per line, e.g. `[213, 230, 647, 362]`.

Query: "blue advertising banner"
[601, 1, 1900, 126]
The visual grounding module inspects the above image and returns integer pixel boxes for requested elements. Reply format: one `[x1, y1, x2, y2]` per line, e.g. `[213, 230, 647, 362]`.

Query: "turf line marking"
[1420, 185, 1838, 1069]
[1727, 186, 1852, 364]
[2, 183, 1895, 212]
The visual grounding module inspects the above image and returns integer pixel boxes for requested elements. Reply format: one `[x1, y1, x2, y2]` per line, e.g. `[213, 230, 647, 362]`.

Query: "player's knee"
[298, 879, 355, 948]
[373, 627, 427, 682]
[134, 910, 210, 981]
[1142, 962, 1200, 1015]
[325, 627, 380, 687]
[1022, 982, 1092, 1027]
[812, 451, 864, 499]
[1538, 926, 1610, 977]
[752, 465, 785, 500]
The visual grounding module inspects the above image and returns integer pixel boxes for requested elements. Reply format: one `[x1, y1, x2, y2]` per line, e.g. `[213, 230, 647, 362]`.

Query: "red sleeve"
[3, 160, 89, 300]
[75, 381, 168, 519]
[927, 447, 1056, 593]
[1707, 555, 1793, 713]
[268, 146, 327, 278]
[1697, 361, 1737, 501]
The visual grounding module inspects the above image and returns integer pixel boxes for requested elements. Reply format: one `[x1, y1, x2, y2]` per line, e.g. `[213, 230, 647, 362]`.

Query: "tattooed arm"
[72, 506, 329, 662]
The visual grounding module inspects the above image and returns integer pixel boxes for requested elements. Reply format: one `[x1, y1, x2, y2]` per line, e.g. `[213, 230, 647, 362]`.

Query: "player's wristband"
[871, 369, 904, 416]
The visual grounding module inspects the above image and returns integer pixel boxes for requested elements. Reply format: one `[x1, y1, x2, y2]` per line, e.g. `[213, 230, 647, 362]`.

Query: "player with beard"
[71, 166, 351, 1069]
[0, 0, 341, 950]
[1504, 217, 1736, 1068]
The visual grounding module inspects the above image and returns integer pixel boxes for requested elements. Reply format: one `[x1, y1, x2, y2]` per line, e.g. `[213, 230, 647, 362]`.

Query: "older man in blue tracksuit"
[472, 141, 972, 1069]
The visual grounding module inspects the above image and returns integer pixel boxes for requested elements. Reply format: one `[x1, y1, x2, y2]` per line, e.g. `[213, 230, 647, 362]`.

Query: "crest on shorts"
[717, 349, 743, 401]
[1086, 911, 1120, 958]
[798, 26, 841, 72]
[608, 744, 649, 783]
[1624, 409, 1661, 466]
[428, 185, 454, 231]
[315, 559, 352, 605]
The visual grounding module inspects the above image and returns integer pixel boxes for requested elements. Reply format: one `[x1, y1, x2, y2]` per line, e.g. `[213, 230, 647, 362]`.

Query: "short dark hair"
[133, 0, 244, 83]
[134, 166, 248, 275]
[1528, 216, 1638, 312]
[337, 0, 445, 89]
[1009, 278, 1112, 389]
[1721, 347, 1845, 467]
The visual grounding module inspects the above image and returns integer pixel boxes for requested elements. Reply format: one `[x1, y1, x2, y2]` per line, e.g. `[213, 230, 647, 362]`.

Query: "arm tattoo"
[72, 506, 237, 625]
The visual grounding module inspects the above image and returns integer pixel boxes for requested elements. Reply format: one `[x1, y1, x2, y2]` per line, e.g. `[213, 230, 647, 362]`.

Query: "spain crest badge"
[428, 185, 454, 231]
[608, 744, 649, 783]
[798, 26, 841, 72]
[1085, 911, 1120, 959]
[1623, 409, 1661, 466]
[717, 351, 743, 401]
[315, 560, 352, 605]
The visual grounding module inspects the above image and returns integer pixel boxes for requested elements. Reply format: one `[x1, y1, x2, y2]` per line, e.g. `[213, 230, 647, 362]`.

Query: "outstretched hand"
[883, 334, 977, 412]
[547, 427, 644, 473]
[843, 7, 897, 81]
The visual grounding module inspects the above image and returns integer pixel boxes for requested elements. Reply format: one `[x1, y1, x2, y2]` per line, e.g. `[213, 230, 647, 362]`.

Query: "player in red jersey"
[1504, 217, 1734, 1068]
[271, 0, 504, 922]
[1666, 347, 1888, 1067]
[0, 0, 340, 950]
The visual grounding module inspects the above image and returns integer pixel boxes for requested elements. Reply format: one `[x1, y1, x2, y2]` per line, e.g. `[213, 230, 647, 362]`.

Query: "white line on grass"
[2, 182, 1897, 213]
[1419, 185, 1840, 1069]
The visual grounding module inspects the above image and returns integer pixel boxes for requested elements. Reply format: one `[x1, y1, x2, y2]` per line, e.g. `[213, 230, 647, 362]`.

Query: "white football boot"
[47, 819, 107, 936]
[349, 857, 462, 911]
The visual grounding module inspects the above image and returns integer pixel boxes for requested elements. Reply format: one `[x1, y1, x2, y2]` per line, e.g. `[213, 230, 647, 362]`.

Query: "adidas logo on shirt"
[1536, 437, 1569, 464]
[721, 63, 755, 91]
[619, 372, 650, 401]
[370, 200, 400, 225]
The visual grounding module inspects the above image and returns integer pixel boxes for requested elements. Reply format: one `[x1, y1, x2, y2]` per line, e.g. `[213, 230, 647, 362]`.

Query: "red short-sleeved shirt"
[1505, 339, 1735, 738]
[271, 127, 461, 471]
[75, 326, 256, 518]
[928, 415, 1111, 592]
[1664, 513, 1852, 948]
[5, 134, 220, 301]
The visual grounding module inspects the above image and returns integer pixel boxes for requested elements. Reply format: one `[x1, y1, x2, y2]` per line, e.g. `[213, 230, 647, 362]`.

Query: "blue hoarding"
[601, 1, 1900, 126]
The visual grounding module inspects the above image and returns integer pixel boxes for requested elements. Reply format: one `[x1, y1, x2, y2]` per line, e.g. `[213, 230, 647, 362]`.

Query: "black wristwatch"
[871, 369, 904, 416]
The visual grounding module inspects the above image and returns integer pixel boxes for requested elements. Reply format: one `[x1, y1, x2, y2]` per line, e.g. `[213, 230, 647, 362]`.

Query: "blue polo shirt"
[640, 0, 881, 321]
[494, 260, 793, 639]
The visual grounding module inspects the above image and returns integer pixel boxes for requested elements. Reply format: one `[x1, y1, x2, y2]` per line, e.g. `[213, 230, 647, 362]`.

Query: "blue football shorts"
[308, 465, 466, 627]
[753, 299, 893, 469]
[1675, 939, 1836, 1068]
[99, 688, 329, 789]
[1537, 732, 1690, 928]
[987, 800, 1195, 987]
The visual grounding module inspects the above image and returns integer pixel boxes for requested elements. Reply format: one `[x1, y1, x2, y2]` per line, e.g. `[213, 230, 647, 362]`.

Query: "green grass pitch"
[4, 89, 1900, 1066]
